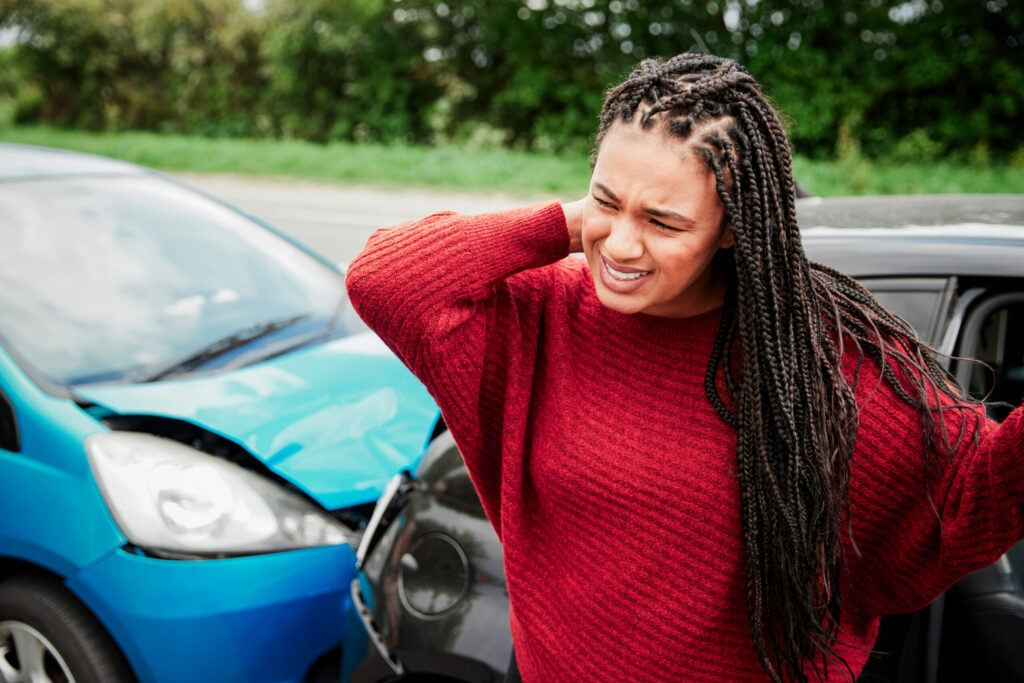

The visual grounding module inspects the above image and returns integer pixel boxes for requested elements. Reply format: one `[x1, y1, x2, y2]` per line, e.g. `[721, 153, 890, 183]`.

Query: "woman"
[346, 54, 1024, 681]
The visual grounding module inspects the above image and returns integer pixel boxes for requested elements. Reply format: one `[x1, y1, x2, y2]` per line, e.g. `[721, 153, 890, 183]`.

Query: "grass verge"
[2, 126, 1022, 198]
[0, 126, 591, 197]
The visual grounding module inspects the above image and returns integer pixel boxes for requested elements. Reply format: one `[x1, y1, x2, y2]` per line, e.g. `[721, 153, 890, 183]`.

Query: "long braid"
[594, 54, 982, 681]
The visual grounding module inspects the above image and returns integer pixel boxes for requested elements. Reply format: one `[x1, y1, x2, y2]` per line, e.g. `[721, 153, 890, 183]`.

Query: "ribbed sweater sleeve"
[345, 202, 569, 528]
[847, 371, 1024, 617]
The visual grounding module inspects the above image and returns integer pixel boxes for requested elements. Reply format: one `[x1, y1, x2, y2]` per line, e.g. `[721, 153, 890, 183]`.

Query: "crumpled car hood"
[75, 333, 439, 510]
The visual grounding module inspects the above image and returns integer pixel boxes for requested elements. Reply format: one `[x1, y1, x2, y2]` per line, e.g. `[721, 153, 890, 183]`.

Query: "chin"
[587, 264, 646, 315]
[593, 283, 648, 315]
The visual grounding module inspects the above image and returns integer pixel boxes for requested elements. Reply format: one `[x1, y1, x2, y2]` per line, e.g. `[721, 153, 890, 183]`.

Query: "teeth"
[607, 264, 648, 280]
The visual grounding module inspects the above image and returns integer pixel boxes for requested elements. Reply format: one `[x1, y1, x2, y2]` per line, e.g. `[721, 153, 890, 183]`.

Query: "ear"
[718, 227, 735, 249]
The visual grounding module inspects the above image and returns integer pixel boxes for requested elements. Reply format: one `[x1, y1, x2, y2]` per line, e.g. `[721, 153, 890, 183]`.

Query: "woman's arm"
[849, 386, 1024, 616]
[345, 202, 576, 522]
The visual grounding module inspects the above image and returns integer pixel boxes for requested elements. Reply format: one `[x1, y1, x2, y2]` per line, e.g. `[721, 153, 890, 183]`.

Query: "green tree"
[2, 0, 1021, 160]
[1, 0, 265, 135]
[261, 0, 443, 143]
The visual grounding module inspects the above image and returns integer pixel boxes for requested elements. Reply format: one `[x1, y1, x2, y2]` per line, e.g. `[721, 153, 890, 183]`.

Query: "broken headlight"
[86, 431, 356, 557]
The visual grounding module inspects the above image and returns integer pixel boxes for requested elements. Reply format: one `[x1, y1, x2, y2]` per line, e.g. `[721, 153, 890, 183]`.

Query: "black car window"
[955, 294, 1024, 421]
[0, 390, 17, 452]
[860, 277, 952, 343]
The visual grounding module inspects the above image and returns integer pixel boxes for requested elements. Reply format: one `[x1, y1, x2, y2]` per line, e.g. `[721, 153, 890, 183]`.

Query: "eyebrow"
[594, 183, 621, 203]
[593, 182, 697, 227]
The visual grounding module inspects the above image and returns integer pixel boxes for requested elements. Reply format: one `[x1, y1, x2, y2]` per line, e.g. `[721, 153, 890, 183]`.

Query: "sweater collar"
[605, 304, 724, 339]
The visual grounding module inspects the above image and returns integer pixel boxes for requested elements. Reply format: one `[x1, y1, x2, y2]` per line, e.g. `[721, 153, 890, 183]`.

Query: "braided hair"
[594, 54, 982, 681]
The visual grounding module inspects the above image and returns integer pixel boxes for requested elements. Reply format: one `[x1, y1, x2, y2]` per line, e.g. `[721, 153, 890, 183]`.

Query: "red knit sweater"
[346, 202, 1024, 681]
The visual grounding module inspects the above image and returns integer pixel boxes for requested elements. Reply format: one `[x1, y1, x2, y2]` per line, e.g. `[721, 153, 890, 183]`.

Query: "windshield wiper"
[131, 313, 311, 383]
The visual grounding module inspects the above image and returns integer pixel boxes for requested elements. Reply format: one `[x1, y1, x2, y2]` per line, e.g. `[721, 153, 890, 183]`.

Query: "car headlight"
[86, 431, 356, 556]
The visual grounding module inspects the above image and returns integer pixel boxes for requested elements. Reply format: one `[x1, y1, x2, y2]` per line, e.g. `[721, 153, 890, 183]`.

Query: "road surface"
[174, 173, 555, 263]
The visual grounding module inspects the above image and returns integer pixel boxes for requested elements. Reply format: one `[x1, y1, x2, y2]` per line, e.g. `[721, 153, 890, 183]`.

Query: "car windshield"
[0, 175, 350, 387]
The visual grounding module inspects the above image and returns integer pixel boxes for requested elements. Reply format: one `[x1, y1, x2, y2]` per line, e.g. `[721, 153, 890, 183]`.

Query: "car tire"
[0, 574, 134, 683]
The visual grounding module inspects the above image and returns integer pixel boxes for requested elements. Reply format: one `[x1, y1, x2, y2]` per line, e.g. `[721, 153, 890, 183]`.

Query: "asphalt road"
[174, 173, 550, 264]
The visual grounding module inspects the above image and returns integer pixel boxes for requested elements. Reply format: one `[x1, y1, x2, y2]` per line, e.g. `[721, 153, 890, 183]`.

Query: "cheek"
[653, 242, 710, 278]
[580, 210, 609, 254]
[581, 208, 604, 239]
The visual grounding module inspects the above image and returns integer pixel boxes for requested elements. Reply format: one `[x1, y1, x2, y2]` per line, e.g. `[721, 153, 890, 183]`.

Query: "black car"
[342, 194, 1024, 683]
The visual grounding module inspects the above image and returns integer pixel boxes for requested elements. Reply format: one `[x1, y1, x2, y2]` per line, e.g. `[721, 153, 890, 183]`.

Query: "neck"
[645, 271, 728, 319]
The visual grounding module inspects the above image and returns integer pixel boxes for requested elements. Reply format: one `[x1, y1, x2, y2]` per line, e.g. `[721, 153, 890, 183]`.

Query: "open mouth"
[605, 263, 647, 280]
[598, 254, 652, 293]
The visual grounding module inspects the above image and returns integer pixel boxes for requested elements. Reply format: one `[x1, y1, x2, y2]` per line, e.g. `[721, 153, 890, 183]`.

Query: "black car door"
[859, 283, 1024, 683]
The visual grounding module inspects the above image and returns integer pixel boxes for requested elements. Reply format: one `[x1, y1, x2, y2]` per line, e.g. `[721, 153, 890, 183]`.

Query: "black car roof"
[0, 143, 149, 181]
[798, 195, 1024, 280]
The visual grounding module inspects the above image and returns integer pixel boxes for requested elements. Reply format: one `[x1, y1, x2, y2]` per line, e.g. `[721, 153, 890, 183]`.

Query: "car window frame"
[952, 291, 1024, 397]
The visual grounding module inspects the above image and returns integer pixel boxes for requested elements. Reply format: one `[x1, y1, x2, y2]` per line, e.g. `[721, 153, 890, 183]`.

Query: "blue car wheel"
[0, 575, 134, 683]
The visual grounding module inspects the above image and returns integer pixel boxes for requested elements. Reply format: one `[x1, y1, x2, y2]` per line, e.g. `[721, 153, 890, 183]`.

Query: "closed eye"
[592, 195, 616, 209]
[651, 218, 683, 232]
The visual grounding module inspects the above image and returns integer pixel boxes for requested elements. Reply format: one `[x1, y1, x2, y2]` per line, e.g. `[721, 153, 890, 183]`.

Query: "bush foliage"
[1, 0, 1021, 161]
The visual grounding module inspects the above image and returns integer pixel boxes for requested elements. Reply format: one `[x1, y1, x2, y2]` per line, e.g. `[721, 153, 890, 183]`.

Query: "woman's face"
[582, 123, 734, 318]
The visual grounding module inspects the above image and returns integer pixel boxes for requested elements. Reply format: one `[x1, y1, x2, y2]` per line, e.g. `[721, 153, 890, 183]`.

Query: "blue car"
[0, 143, 439, 682]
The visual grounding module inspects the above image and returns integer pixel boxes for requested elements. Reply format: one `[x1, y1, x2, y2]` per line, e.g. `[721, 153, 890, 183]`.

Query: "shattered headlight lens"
[86, 431, 356, 556]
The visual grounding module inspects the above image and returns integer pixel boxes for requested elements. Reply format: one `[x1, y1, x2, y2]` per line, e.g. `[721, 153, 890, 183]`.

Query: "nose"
[602, 216, 644, 263]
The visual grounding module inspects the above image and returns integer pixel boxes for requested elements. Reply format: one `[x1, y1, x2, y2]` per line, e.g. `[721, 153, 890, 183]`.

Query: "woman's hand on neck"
[561, 198, 587, 253]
